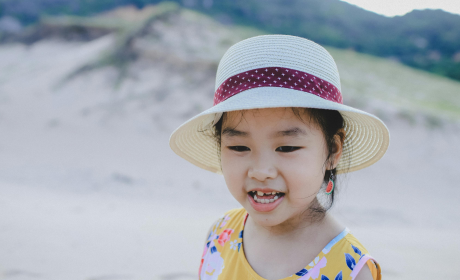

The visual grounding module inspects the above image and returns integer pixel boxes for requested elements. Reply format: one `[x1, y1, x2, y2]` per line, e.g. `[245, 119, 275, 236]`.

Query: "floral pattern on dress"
[320, 271, 343, 280]
[229, 240, 238, 250]
[217, 229, 234, 246]
[201, 250, 225, 280]
[218, 214, 231, 228]
[345, 244, 365, 271]
[198, 209, 380, 280]
[298, 256, 327, 280]
[199, 214, 237, 279]
[345, 253, 356, 270]
[296, 268, 309, 276]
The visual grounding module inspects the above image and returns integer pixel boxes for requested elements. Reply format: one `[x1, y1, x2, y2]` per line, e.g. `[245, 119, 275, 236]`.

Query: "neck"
[247, 209, 332, 239]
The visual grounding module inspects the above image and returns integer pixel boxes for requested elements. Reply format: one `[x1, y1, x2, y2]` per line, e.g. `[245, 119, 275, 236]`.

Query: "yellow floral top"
[199, 208, 381, 280]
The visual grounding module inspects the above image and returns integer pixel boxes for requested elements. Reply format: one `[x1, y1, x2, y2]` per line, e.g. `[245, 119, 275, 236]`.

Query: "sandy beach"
[0, 119, 459, 280]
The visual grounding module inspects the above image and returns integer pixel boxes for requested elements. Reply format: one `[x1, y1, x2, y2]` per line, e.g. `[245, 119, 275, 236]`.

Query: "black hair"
[212, 107, 347, 222]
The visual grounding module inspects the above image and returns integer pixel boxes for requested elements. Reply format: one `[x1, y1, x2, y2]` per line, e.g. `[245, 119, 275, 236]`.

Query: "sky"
[340, 0, 460, 17]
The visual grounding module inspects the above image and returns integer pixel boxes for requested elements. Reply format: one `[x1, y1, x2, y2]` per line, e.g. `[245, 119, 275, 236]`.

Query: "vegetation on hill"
[0, 2, 459, 126]
[1, 0, 460, 82]
[327, 47, 460, 124]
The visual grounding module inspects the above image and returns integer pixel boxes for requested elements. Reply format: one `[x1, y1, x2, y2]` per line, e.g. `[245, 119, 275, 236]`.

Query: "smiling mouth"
[248, 190, 285, 204]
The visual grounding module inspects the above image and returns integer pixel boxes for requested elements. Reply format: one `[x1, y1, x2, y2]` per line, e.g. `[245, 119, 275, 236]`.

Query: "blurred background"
[0, 0, 459, 279]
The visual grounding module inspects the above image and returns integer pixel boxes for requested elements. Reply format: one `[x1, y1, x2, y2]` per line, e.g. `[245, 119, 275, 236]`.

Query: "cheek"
[281, 151, 325, 175]
[280, 152, 326, 194]
[221, 151, 246, 196]
[220, 150, 235, 177]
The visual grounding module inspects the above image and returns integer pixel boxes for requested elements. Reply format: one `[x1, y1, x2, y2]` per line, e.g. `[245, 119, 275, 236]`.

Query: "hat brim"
[169, 87, 390, 174]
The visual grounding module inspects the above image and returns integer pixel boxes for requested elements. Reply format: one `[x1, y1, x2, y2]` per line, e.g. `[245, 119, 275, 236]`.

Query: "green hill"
[327, 47, 460, 124]
[4, 3, 460, 125]
[1, 0, 460, 82]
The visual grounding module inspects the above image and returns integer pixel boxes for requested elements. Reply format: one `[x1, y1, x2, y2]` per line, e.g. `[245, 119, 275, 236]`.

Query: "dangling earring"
[325, 171, 335, 195]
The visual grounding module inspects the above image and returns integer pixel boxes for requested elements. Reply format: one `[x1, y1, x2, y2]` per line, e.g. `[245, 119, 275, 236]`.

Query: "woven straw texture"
[170, 35, 390, 174]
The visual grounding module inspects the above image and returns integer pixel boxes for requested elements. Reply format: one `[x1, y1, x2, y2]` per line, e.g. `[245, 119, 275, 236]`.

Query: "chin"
[245, 207, 286, 226]
[253, 215, 283, 227]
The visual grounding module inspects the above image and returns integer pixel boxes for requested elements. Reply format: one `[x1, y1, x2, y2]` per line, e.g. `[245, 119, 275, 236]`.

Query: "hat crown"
[215, 35, 342, 92]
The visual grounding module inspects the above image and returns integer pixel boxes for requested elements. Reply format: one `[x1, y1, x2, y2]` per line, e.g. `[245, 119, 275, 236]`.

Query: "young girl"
[170, 35, 389, 280]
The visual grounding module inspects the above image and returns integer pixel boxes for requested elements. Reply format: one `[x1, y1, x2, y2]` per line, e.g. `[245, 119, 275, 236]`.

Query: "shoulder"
[341, 232, 381, 280]
[205, 208, 246, 240]
[212, 208, 247, 230]
[223, 207, 247, 219]
[320, 230, 381, 280]
[199, 208, 247, 278]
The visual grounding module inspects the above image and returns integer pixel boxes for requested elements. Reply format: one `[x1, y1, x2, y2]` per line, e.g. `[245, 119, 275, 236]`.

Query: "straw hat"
[169, 35, 390, 174]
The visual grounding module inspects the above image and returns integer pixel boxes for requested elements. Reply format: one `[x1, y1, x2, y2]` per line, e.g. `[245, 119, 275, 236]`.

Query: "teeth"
[254, 190, 282, 196]
[253, 195, 281, 204]
[252, 192, 283, 204]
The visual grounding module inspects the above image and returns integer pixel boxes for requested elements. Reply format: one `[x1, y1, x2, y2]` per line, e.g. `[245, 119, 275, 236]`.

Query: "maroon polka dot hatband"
[213, 67, 343, 106]
[170, 35, 390, 174]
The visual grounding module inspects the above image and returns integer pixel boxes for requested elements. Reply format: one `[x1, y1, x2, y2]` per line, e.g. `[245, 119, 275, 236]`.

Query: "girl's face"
[220, 108, 341, 230]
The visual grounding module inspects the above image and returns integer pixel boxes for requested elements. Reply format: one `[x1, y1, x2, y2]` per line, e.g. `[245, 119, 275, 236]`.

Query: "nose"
[248, 153, 277, 181]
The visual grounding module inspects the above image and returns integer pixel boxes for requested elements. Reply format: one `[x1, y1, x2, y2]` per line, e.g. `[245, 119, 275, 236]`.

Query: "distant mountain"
[1, 0, 460, 82]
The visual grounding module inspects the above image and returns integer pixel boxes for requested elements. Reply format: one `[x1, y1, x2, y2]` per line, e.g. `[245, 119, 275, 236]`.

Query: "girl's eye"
[228, 146, 250, 152]
[276, 146, 301, 153]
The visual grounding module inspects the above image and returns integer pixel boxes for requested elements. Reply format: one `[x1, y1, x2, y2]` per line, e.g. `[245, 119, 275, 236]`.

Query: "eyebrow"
[272, 127, 307, 138]
[221, 127, 307, 138]
[222, 128, 249, 137]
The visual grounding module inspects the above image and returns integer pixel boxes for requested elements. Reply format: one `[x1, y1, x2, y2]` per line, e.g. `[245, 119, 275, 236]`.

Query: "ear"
[330, 128, 346, 169]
